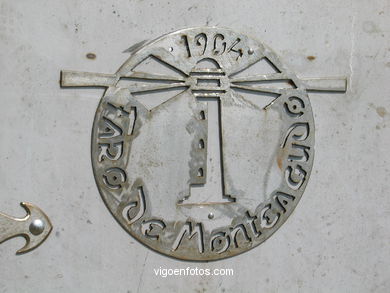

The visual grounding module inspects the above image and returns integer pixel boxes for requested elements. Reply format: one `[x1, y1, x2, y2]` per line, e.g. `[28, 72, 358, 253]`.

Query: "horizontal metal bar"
[122, 71, 186, 81]
[192, 91, 225, 98]
[130, 83, 188, 93]
[190, 69, 225, 75]
[60, 70, 117, 87]
[230, 73, 290, 83]
[230, 84, 282, 94]
[301, 77, 347, 92]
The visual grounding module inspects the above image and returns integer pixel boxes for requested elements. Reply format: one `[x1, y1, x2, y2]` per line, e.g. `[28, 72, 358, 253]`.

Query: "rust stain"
[276, 148, 289, 170]
[306, 55, 316, 61]
[86, 53, 96, 60]
[276, 149, 284, 170]
[376, 106, 387, 118]
[288, 80, 296, 87]
[277, 156, 283, 170]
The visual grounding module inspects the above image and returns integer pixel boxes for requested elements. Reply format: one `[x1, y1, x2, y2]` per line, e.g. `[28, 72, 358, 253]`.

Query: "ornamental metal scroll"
[60, 27, 347, 261]
[0, 203, 52, 254]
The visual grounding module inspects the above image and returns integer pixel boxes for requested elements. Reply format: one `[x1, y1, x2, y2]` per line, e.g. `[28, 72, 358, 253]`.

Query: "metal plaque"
[61, 27, 346, 261]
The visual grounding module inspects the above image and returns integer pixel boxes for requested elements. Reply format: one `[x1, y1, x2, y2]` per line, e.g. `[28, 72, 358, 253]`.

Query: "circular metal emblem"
[91, 27, 314, 261]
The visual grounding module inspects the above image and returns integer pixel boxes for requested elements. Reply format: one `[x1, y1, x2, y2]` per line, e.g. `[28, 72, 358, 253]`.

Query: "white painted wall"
[0, 0, 389, 292]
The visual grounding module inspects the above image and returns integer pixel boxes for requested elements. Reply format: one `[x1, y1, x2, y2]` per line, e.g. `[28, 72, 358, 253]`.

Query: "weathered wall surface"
[0, 0, 389, 292]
